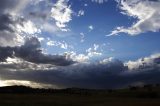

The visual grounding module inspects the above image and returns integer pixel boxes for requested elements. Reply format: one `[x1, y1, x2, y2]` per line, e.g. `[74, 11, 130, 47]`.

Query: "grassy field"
[0, 86, 160, 106]
[0, 93, 160, 106]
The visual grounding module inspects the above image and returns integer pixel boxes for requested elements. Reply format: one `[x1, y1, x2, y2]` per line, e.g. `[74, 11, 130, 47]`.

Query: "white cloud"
[47, 40, 72, 50]
[100, 57, 114, 64]
[93, 44, 99, 51]
[125, 53, 160, 70]
[88, 25, 94, 31]
[17, 20, 41, 35]
[86, 44, 102, 57]
[77, 10, 85, 17]
[80, 32, 85, 42]
[74, 54, 89, 62]
[38, 37, 45, 42]
[65, 51, 89, 63]
[0, 56, 55, 71]
[42, 22, 59, 34]
[91, 0, 108, 4]
[108, 0, 160, 36]
[84, 3, 88, 6]
[51, 0, 73, 31]
[65, 45, 102, 62]
[87, 51, 102, 57]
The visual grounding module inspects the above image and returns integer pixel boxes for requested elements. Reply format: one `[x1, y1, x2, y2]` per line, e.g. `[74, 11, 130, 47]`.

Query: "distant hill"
[0, 84, 160, 98]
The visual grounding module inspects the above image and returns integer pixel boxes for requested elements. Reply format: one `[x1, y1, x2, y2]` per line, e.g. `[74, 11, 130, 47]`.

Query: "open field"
[0, 85, 160, 106]
[0, 94, 160, 106]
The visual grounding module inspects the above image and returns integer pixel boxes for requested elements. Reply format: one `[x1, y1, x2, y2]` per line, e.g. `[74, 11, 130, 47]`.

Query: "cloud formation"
[0, 14, 39, 47]
[125, 53, 160, 70]
[86, 44, 102, 57]
[109, 0, 160, 36]
[0, 37, 75, 66]
[0, 58, 125, 89]
[47, 40, 72, 50]
[1, 52, 160, 89]
[51, 0, 73, 31]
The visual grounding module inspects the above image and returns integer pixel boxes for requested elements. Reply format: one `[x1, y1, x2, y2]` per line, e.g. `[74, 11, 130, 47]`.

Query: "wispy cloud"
[108, 0, 160, 36]
[91, 0, 108, 4]
[47, 40, 73, 50]
[77, 10, 85, 17]
[86, 44, 102, 57]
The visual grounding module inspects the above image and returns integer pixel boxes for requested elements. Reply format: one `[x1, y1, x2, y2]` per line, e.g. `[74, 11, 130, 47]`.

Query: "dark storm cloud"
[0, 60, 126, 89]
[0, 0, 18, 13]
[0, 13, 27, 46]
[0, 14, 14, 32]
[0, 13, 25, 33]
[0, 47, 14, 61]
[0, 37, 75, 66]
[0, 55, 160, 89]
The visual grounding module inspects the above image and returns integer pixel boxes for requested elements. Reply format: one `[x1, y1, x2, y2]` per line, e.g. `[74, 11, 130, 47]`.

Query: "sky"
[0, 0, 160, 89]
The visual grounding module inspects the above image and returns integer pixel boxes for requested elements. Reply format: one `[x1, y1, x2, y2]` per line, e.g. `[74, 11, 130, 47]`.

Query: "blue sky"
[0, 0, 160, 88]
[34, 0, 160, 62]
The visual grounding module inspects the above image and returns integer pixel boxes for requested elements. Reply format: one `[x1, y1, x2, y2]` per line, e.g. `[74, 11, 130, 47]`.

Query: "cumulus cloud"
[125, 53, 160, 71]
[47, 40, 72, 50]
[51, 0, 73, 31]
[65, 51, 89, 63]
[108, 0, 160, 36]
[17, 20, 41, 35]
[86, 44, 102, 57]
[64, 44, 102, 63]
[65, 44, 102, 63]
